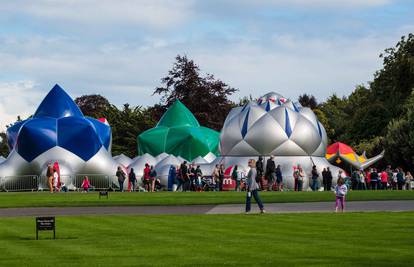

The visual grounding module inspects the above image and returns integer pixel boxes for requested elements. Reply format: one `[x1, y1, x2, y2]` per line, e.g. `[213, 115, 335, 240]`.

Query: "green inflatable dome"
[137, 100, 220, 160]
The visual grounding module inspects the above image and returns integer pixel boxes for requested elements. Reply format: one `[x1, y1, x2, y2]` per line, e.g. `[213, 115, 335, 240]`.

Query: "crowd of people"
[49, 157, 413, 193]
[348, 166, 413, 191]
[46, 164, 68, 193]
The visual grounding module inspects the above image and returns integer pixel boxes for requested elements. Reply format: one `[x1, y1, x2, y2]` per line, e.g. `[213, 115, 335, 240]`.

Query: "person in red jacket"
[365, 170, 371, 190]
[380, 171, 388, 190]
[143, 163, 151, 192]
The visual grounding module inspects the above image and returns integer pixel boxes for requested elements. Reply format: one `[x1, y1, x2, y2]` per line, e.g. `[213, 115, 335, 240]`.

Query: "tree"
[384, 89, 414, 170]
[102, 104, 156, 157]
[371, 33, 414, 120]
[75, 94, 156, 157]
[75, 94, 111, 118]
[319, 94, 350, 143]
[0, 132, 9, 157]
[298, 94, 318, 109]
[153, 55, 237, 130]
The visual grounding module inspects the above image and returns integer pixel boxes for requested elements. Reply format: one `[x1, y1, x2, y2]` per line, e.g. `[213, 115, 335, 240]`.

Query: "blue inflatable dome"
[6, 84, 111, 162]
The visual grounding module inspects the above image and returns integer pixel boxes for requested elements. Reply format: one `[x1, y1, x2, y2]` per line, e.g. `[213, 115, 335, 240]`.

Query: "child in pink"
[335, 177, 348, 212]
[81, 176, 90, 192]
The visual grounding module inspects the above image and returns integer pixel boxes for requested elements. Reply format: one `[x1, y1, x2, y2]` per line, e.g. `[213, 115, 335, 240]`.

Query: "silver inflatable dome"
[219, 92, 342, 190]
[220, 92, 327, 157]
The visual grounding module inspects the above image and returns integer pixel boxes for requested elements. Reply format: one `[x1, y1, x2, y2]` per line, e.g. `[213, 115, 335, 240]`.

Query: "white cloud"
[0, 81, 43, 130]
[235, 0, 391, 8]
[0, 0, 195, 29]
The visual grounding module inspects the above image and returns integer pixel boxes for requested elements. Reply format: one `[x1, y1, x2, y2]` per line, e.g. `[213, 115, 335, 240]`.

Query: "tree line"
[0, 34, 413, 170]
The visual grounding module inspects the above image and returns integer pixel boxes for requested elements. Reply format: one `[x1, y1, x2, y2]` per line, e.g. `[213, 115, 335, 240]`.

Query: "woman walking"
[245, 159, 266, 214]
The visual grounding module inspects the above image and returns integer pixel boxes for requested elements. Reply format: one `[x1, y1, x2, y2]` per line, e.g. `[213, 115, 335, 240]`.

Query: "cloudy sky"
[0, 0, 413, 130]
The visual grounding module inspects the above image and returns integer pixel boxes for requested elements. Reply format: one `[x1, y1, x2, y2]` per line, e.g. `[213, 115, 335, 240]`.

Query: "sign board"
[99, 191, 109, 199]
[36, 217, 55, 240]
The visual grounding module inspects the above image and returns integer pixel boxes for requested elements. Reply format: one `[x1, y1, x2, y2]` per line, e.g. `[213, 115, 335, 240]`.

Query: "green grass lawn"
[0, 190, 413, 208]
[0, 212, 412, 266]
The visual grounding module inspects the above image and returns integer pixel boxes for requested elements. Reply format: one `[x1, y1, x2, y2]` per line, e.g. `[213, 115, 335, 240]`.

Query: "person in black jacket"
[275, 165, 283, 191]
[256, 156, 264, 189]
[180, 161, 189, 192]
[326, 167, 333, 191]
[311, 165, 319, 191]
[265, 156, 276, 191]
[322, 168, 328, 191]
[129, 168, 137, 192]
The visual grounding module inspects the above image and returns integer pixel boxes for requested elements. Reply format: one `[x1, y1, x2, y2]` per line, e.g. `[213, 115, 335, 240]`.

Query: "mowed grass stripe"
[0, 190, 413, 208]
[0, 212, 413, 266]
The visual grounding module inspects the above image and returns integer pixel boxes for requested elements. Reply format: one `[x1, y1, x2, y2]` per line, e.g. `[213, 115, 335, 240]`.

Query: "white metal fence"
[0, 174, 117, 192]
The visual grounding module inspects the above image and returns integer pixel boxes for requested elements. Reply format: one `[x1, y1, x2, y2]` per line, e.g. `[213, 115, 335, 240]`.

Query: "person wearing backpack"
[116, 166, 126, 192]
[245, 159, 266, 214]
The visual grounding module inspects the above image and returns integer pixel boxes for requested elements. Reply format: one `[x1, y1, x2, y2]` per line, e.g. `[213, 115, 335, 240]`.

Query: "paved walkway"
[0, 200, 413, 217]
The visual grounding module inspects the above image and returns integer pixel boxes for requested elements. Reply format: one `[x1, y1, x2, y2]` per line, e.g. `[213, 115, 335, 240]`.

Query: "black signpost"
[99, 191, 109, 199]
[36, 217, 55, 240]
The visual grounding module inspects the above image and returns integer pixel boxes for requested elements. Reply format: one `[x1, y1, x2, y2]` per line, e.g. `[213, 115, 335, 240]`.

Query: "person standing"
[322, 168, 328, 191]
[365, 169, 371, 190]
[405, 171, 413, 190]
[311, 165, 319, 191]
[334, 177, 348, 212]
[386, 166, 394, 190]
[180, 161, 189, 192]
[53, 169, 59, 192]
[370, 168, 379, 190]
[150, 165, 157, 192]
[293, 166, 299, 191]
[297, 165, 305, 191]
[116, 166, 126, 192]
[46, 165, 54, 193]
[81, 176, 90, 193]
[129, 168, 137, 192]
[190, 164, 197, 191]
[359, 170, 366, 190]
[168, 165, 176, 191]
[212, 164, 220, 191]
[265, 156, 276, 191]
[195, 165, 203, 192]
[380, 170, 388, 190]
[396, 168, 405, 190]
[256, 156, 264, 190]
[351, 170, 359, 190]
[245, 159, 266, 214]
[218, 164, 225, 191]
[275, 164, 283, 191]
[143, 164, 151, 192]
[326, 167, 333, 191]
[232, 165, 240, 192]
